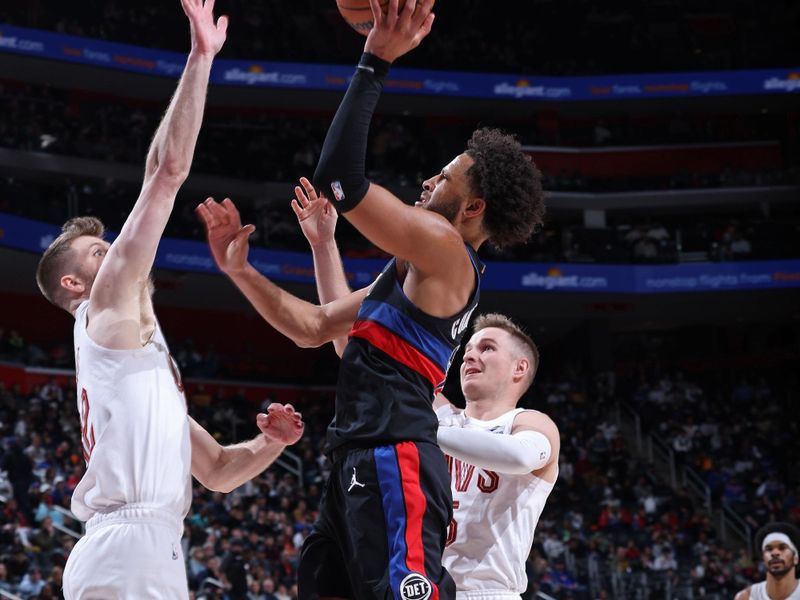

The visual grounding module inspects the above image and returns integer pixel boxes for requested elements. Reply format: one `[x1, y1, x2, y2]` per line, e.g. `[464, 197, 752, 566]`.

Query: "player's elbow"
[294, 335, 323, 349]
[147, 157, 191, 188]
[196, 471, 228, 493]
[293, 325, 326, 349]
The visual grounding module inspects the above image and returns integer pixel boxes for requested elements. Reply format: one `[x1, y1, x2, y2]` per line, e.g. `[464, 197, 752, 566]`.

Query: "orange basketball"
[336, 0, 421, 36]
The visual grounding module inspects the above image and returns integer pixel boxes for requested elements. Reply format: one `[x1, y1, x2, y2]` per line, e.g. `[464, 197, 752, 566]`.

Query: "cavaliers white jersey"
[71, 300, 192, 523]
[749, 581, 800, 600]
[442, 408, 556, 596]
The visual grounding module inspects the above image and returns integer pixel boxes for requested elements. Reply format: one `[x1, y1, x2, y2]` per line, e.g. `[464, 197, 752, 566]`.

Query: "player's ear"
[513, 356, 530, 382]
[61, 274, 85, 294]
[463, 197, 485, 219]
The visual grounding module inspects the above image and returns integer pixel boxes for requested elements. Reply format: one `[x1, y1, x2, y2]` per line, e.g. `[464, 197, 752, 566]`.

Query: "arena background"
[0, 1, 798, 598]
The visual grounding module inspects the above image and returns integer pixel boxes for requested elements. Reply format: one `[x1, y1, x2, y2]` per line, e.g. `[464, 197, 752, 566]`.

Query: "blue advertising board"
[1, 24, 799, 101]
[4, 213, 799, 294]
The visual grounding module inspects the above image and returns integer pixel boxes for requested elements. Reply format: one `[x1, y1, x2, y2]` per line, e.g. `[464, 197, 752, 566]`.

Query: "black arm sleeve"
[312, 52, 391, 213]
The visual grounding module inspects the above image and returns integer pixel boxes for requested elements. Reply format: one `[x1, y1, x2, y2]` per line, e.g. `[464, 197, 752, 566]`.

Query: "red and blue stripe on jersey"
[327, 247, 483, 452]
[349, 300, 452, 390]
[374, 442, 440, 600]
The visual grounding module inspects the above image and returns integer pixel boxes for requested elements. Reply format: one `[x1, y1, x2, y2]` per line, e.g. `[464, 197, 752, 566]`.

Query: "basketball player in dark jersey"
[196, 0, 544, 597]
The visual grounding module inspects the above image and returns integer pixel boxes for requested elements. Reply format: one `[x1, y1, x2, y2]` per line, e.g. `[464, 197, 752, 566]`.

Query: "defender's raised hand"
[181, 0, 228, 57]
[196, 197, 255, 276]
[256, 404, 305, 445]
[364, 0, 435, 63]
[291, 177, 338, 248]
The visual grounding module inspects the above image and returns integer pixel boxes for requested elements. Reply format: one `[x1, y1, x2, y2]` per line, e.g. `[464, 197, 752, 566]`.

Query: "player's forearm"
[437, 426, 552, 474]
[311, 241, 351, 303]
[310, 241, 351, 356]
[145, 50, 213, 183]
[229, 263, 327, 348]
[312, 53, 390, 213]
[209, 435, 286, 493]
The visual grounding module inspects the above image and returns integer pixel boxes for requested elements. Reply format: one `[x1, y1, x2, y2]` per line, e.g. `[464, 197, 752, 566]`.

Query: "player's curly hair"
[465, 128, 545, 249]
[36, 216, 106, 310]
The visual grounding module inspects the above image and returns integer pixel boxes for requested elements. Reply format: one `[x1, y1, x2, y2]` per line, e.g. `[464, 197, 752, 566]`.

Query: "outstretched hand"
[256, 404, 305, 445]
[364, 0, 435, 63]
[196, 197, 256, 276]
[181, 0, 228, 57]
[291, 177, 338, 248]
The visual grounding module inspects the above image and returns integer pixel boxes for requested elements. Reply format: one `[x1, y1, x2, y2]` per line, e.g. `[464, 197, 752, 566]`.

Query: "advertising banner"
[5, 213, 799, 294]
[1, 24, 798, 101]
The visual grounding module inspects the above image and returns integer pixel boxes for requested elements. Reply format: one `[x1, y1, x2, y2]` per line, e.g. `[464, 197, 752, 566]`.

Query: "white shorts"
[64, 505, 188, 600]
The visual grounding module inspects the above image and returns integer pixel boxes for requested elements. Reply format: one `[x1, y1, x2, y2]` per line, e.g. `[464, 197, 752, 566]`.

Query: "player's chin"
[460, 378, 481, 395]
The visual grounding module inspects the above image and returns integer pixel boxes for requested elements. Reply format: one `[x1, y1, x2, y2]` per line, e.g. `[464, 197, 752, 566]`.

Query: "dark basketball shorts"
[298, 441, 456, 600]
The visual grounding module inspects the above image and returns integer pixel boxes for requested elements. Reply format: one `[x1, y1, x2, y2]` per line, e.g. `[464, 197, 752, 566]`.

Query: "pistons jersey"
[327, 245, 483, 452]
[71, 300, 192, 522]
[443, 408, 556, 595]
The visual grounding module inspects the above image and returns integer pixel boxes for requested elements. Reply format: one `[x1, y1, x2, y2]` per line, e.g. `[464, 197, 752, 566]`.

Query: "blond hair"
[36, 217, 105, 310]
[472, 313, 539, 389]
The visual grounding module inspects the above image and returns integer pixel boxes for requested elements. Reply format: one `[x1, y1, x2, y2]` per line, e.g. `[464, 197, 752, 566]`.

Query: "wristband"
[357, 52, 391, 80]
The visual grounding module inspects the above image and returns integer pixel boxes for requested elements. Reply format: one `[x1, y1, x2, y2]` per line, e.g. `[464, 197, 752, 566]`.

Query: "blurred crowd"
[0, 332, 794, 598]
[4, 170, 799, 267]
[627, 372, 800, 531]
[2, 0, 798, 75]
[1, 81, 798, 194]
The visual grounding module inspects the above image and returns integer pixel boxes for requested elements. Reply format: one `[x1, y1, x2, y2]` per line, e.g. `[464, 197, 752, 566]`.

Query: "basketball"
[336, 0, 421, 36]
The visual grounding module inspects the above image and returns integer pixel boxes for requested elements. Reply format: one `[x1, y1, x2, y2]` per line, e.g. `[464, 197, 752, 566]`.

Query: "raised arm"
[437, 410, 560, 480]
[292, 178, 352, 357]
[89, 0, 226, 344]
[197, 197, 368, 347]
[190, 403, 304, 493]
[311, 0, 472, 281]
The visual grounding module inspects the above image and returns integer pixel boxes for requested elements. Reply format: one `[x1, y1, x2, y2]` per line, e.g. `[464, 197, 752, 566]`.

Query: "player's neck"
[68, 294, 90, 316]
[767, 573, 799, 600]
[464, 396, 517, 421]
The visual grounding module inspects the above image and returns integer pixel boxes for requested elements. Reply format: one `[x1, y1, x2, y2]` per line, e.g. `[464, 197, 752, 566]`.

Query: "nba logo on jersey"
[400, 572, 432, 600]
[331, 180, 346, 202]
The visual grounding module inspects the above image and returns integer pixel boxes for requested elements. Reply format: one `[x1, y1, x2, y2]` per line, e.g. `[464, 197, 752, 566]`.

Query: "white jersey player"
[736, 522, 800, 600]
[34, 2, 304, 597]
[434, 314, 559, 599]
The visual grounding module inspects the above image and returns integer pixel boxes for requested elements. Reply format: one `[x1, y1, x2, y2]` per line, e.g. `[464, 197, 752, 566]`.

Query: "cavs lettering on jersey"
[443, 408, 555, 595]
[749, 582, 800, 600]
[71, 300, 192, 523]
[327, 245, 483, 451]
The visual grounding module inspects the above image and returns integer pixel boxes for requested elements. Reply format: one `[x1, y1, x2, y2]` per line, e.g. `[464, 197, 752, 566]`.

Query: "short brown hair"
[36, 217, 105, 310]
[473, 313, 540, 389]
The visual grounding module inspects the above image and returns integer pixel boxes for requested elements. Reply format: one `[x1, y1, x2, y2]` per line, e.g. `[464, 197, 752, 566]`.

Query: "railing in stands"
[647, 434, 677, 489]
[720, 501, 753, 558]
[196, 577, 225, 600]
[51, 505, 84, 539]
[682, 465, 712, 512]
[0, 590, 23, 600]
[614, 402, 643, 453]
[275, 450, 303, 486]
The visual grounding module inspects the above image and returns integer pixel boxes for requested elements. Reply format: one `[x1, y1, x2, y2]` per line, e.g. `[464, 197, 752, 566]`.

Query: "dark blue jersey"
[327, 245, 483, 452]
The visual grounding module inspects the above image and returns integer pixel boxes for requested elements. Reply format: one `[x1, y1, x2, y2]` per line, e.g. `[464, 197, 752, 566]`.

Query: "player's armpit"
[317, 287, 370, 345]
